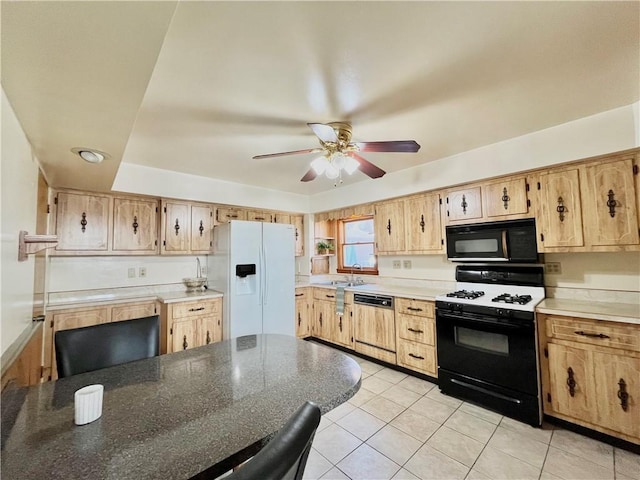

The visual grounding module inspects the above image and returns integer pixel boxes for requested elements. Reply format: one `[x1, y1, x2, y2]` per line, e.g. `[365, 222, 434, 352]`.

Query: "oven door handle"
[437, 312, 527, 330]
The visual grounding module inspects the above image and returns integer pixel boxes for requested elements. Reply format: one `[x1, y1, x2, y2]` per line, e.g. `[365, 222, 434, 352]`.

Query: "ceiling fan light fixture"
[311, 156, 329, 175]
[331, 152, 347, 169]
[344, 157, 360, 175]
[325, 163, 340, 180]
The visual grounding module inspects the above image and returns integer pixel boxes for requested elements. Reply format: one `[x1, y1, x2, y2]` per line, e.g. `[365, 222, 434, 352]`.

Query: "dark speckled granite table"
[1, 334, 361, 480]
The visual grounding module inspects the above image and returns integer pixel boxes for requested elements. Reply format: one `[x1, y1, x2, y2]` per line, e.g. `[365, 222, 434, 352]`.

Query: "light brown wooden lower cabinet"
[44, 300, 159, 381]
[395, 298, 437, 377]
[163, 297, 222, 354]
[295, 288, 311, 338]
[311, 289, 354, 349]
[539, 313, 640, 444]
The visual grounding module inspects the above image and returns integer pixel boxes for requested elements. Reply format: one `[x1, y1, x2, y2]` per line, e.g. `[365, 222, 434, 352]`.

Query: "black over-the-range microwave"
[446, 218, 538, 262]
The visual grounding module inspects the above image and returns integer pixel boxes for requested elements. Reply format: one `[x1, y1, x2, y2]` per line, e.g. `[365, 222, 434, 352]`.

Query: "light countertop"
[536, 298, 640, 325]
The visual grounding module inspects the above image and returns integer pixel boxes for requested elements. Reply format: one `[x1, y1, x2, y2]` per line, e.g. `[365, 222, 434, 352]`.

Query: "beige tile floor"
[304, 348, 640, 480]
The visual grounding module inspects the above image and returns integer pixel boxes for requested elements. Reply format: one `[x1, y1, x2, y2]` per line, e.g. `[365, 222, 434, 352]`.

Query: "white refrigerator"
[209, 220, 295, 339]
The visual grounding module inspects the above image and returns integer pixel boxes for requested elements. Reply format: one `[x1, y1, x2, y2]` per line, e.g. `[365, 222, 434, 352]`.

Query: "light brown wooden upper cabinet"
[582, 157, 639, 247]
[161, 199, 213, 254]
[112, 197, 158, 253]
[246, 210, 273, 222]
[483, 177, 528, 218]
[273, 213, 291, 224]
[374, 199, 405, 254]
[445, 186, 482, 223]
[54, 191, 110, 252]
[531, 168, 584, 249]
[215, 206, 247, 223]
[404, 192, 444, 253]
[292, 215, 304, 257]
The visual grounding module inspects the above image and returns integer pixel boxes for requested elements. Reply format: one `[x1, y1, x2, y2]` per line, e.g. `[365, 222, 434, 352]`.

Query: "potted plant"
[316, 240, 334, 255]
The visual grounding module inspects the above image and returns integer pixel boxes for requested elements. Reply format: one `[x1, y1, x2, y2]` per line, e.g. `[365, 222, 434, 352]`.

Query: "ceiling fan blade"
[354, 140, 421, 153]
[253, 147, 323, 159]
[348, 152, 386, 179]
[307, 123, 338, 143]
[300, 168, 318, 182]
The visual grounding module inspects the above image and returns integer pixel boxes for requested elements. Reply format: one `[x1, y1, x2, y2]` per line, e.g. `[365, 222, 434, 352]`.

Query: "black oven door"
[436, 310, 537, 395]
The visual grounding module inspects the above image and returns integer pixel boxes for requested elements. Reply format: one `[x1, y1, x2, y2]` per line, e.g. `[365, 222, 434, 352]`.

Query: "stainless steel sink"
[312, 281, 367, 287]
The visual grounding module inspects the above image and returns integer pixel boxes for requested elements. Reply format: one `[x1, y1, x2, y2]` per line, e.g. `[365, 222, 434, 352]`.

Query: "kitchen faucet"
[349, 263, 362, 285]
[196, 257, 202, 278]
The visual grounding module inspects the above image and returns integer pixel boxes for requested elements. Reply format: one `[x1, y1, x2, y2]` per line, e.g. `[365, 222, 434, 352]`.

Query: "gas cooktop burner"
[492, 294, 533, 305]
[446, 290, 485, 300]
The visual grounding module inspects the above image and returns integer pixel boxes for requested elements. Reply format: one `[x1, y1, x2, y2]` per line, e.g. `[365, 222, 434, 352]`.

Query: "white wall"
[47, 255, 208, 292]
[1, 88, 40, 354]
[309, 102, 639, 212]
[112, 163, 311, 213]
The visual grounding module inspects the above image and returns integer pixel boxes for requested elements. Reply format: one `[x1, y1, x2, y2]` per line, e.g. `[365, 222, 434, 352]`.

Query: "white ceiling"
[2, 1, 639, 196]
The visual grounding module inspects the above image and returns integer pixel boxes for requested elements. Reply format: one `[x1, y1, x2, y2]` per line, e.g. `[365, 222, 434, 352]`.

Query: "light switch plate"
[139, 267, 147, 278]
[392, 260, 401, 269]
[127, 267, 135, 278]
[403, 260, 412, 269]
[546, 262, 562, 275]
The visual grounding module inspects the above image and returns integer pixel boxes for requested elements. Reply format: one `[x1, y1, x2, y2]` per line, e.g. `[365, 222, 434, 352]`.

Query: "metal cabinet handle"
[618, 378, 629, 411]
[295, 293, 304, 297]
[319, 312, 323, 327]
[81, 212, 87, 233]
[386, 219, 391, 235]
[189, 307, 205, 312]
[408, 353, 424, 360]
[199, 220, 204, 236]
[339, 318, 343, 332]
[606, 190, 617, 218]
[206, 330, 211, 344]
[174, 219, 180, 235]
[132, 215, 139, 234]
[407, 327, 424, 333]
[461, 195, 468, 214]
[298, 313, 302, 327]
[183, 335, 188, 350]
[406, 307, 423, 312]
[502, 187, 510, 210]
[325, 294, 335, 299]
[566, 367, 576, 397]
[574, 330, 610, 339]
[556, 197, 566, 222]
[419, 214, 425, 233]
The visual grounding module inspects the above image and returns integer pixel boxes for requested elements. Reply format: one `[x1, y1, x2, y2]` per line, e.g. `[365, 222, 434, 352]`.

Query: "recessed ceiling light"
[71, 147, 108, 164]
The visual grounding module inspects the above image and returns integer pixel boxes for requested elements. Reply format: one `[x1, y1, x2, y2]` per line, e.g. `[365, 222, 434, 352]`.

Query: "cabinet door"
[171, 319, 198, 352]
[332, 307, 353, 348]
[313, 300, 332, 340]
[405, 193, 443, 252]
[162, 201, 190, 253]
[112, 197, 158, 252]
[446, 187, 482, 222]
[295, 293, 310, 338]
[191, 205, 213, 253]
[246, 210, 272, 222]
[374, 200, 405, 253]
[274, 213, 291, 224]
[292, 215, 304, 257]
[592, 351, 640, 438]
[582, 158, 639, 246]
[547, 343, 594, 422]
[216, 206, 247, 223]
[198, 316, 221, 346]
[484, 178, 528, 218]
[536, 169, 584, 248]
[55, 192, 110, 251]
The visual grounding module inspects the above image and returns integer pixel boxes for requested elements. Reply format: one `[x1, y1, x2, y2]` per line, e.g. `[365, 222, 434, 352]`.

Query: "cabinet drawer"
[314, 288, 337, 301]
[397, 339, 436, 376]
[395, 298, 434, 318]
[171, 299, 220, 319]
[545, 315, 640, 352]
[397, 314, 435, 345]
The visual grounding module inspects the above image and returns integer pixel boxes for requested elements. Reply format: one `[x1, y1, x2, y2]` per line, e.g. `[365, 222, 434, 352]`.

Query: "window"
[337, 216, 378, 275]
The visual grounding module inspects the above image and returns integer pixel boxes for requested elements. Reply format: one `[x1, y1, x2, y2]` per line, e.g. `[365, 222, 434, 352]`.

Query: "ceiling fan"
[252, 122, 420, 182]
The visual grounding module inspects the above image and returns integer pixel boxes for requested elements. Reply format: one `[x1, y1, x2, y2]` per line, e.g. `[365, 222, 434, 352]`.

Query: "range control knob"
[381, 300, 389, 306]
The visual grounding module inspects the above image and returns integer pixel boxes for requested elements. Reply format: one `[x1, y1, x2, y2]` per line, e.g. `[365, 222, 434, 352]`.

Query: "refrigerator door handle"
[258, 244, 263, 306]
[263, 244, 269, 305]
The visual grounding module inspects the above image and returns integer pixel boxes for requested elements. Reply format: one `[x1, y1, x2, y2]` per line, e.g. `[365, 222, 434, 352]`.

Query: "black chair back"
[226, 401, 322, 480]
[54, 315, 160, 378]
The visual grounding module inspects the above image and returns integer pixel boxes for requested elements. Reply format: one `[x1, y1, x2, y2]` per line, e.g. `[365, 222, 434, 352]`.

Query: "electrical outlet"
[392, 260, 401, 269]
[139, 267, 147, 278]
[127, 267, 135, 278]
[403, 260, 412, 269]
[546, 262, 562, 275]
